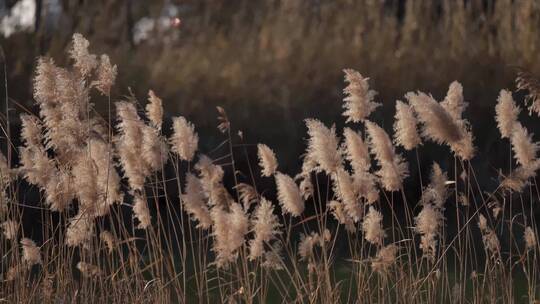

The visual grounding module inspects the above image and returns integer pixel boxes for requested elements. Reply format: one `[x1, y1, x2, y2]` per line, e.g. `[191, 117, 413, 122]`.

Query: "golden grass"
[0, 32, 539, 304]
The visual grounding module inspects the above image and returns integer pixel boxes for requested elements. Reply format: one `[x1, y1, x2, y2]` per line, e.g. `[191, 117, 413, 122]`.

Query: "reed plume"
[92, 54, 117, 96]
[249, 198, 282, 260]
[66, 212, 95, 247]
[20, 238, 42, 267]
[343, 127, 379, 203]
[510, 123, 539, 167]
[211, 203, 248, 267]
[182, 173, 212, 229]
[1, 220, 17, 240]
[440, 81, 467, 121]
[257, 143, 278, 177]
[305, 119, 342, 174]
[371, 244, 398, 274]
[146, 90, 163, 130]
[332, 168, 362, 222]
[70, 33, 98, 78]
[275, 172, 305, 217]
[362, 206, 385, 246]
[365, 120, 408, 191]
[298, 232, 323, 261]
[343, 127, 370, 174]
[406, 91, 475, 160]
[501, 161, 540, 192]
[495, 89, 520, 139]
[421, 163, 449, 208]
[516, 69, 540, 115]
[394, 100, 421, 150]
[236, 183, 259, 210]
[133, 195, 152, 229]
[415, 203, 444, 261]
[100, 231, 116, 254]
[170, 116, 199, 162]
[342, 69, 380, 123]
[328, 200, 356, 233]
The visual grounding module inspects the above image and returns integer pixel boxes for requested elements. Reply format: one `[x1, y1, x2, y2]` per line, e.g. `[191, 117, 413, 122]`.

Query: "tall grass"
[0, 33, 539, 303]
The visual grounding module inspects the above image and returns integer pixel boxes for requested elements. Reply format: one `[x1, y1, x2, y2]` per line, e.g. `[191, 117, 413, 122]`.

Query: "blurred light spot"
[171, 17, 181, 28]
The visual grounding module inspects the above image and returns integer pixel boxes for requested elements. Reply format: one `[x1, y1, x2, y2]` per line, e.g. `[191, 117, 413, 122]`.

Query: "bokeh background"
[2, 0, 540, 187]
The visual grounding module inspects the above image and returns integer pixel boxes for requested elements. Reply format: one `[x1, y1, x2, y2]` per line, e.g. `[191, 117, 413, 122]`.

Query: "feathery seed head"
[33, 58, 58, 105]
[415, 203, 444, 260]
[211, 203, 249, 267]
[171, 116, 199, 161]
[133, 195, 151, 229]
[371, 244, 398, 274]
[328, 200, 356, 233]
[70, 33, 98, 78]
[146, 90, 163, 130]
[1, 220, 18, 240]
[20, 114, 43, 148]
[495, 89, 520, 139]
[441, 81, 467, 120]
[66, 212, 94, 247]
[407, 91, 475, 160]
[332, 168, 362, 222]
[362, 206, 385, 245]
[100, 231, 116, 254]
[421, 163, 448, 208]
[257, 144, 278, 177]
[183, 173, 212, 229]
[20, 238, 42, 267]
[275, 172, 305, 217]
[305, 119, 342, 174]
[343, 127, 371, 174]
[342, 69, 380, 122]
[510, 123, 539, 167]
[393, 100, 421, 150]
[249, 198, 282, 260]
[93, 54, 117, 96]
[365, 120, 408, 191]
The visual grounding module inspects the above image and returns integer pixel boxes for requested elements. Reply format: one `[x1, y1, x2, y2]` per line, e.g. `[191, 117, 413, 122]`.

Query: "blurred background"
[1, 0, 540, 184]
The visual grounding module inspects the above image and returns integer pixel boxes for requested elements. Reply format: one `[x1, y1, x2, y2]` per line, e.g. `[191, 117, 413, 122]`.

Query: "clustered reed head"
[365, 120, 408, 192]
[249, 198, 282, 260]
[342, 69, 380, 123]
[275, 172, 305, 217]
[182, 173, 212, 229]
[362, 206, 385, 246]
[210, 203, 249, 267]
[406, 86, 475, 160]
[304, 119, 342, 174]
[394, 100, 421, 150]
[495, 89, 520, 139]
[146, 90, 163, 130]
[371, 244, 398, 274]
[257, 143, 278, 177]
[20, 238, 42, 268]
[331, 168, 363, 222]
[510, 123, 539, 168]
[1, 220, 18, 240]
[170, 116, 199, 162]
[516, 69, 540, 116]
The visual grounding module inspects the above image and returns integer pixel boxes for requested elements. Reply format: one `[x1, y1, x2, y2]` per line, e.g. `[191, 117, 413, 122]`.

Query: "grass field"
[0, 32, 538, 303]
